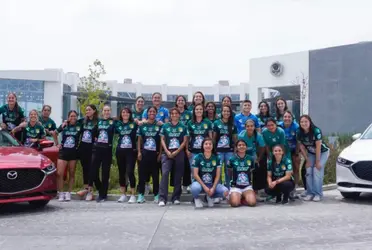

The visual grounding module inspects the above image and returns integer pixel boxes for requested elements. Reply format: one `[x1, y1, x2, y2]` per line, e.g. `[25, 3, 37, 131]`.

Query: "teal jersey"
[95, 118, 115, 147]
[137, 121, 161, 152]
[160, 122, 188, 151]
[268, 157, 294, 180]
[296, 127, 329, 154]
[78, 118, 97, 144]
[256, 114, 271, 129]
[262, 127, 289, 152]
[191, 153, 222, 185]
[187, 104, 194, 112]
[0, 104, 25, 131]
[115, 121, 137, 150]
[213, 119, 237, 152]
[132, 109, 144, 121]
[238, 131, 265, 157]
[227, 153, 254, 188]
[187, 119, 213, 153]
[23, 122, 46, 145]
[180, 110, 192, 125]
[57, 123, 81, 150]
[40, 117, 57, 132]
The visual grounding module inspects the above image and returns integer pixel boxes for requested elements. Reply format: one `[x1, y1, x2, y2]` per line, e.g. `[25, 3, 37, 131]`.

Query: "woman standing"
[297, 115, 329, 202]
[133, 96, 145, 125]
[274, 97, 289, 122]
[176, 95, 192, 124]
[1, 93, 25, 141]
[205, 101, 218, 123]
[142, 92, 169, 125]
[218, 96, 236, 118]
[137, 106, 162, 203]
[55, 110, 81, 201]
[191, 138, 229, 208]
[76, 105, 99, 200]
[213, 105, 237, 189]
[159, 108, 188, 206]
[227, 140, 256, 207]
[262, 118, 290, 159]
[12, 109, 45, 147]
[266, 145, 295, 205]
[279, 111, 300, 194]
[88, 105, 115, 202]
[256, 101, 272, 129]
[115, 107, 138, 204]
[39, 105, 58, 144]
[188, 91, 205, 112]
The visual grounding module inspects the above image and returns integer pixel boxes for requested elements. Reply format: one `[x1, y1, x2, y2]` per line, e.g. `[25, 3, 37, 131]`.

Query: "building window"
[205, 94, 214, 101]
[142, 93, 153, 101]
[166, 95, 178, 102]
[219, 94, 230, 102]
[117, 92, 136, 99]
[0, 79, 44, 116]
[245, 93, 250, 100]
[63, 84, 72, 120]
[231, 94, 240, 101]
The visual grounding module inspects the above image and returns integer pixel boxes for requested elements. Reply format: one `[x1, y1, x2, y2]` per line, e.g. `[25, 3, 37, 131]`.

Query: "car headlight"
[42, 164, 56, 174]
[337, 157, 354, 167]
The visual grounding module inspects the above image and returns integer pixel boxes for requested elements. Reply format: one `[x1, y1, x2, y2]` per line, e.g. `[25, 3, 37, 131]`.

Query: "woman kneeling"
[228, 140, 256, 207]
[191, 138, 229, 208]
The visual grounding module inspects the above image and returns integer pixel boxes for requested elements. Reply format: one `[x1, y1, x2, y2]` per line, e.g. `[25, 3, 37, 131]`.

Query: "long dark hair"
[119, 107, 134, 123]
[245, 119, 258, 138]
[265, 117, 277, 127]
[192, 103, 205, 123]
[175, 95, 188, 110]
[220, 105, 234, 136]
[283, 110, 294, 124]
[67, 110, 78, 125]
[146, 105, 158, 121]
[205, 101, 217, 120]
[201, 137, 216, 155]
[221, 96, 232, 106]
[7, 92, 20, 118]
[169, 107, 181, 122]
[298, 115, 317, 141]
[275, 97, 288, 120]
[271, 144, 286, 163]
[85, 104, 98, 125]
[135, 96, 145, 110]
[192, 91, 205, 107]
[258, 101, 271, 118]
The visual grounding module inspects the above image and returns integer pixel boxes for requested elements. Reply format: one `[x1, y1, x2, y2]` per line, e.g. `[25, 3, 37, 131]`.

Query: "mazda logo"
[7, 171, 18, 180]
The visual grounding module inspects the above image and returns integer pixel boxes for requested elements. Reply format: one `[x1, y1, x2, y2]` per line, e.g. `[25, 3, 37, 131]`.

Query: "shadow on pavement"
[0, 202, 62, 218]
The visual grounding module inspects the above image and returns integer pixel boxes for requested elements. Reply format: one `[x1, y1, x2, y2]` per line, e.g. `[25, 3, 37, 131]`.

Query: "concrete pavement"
[1, 189, 372, 250]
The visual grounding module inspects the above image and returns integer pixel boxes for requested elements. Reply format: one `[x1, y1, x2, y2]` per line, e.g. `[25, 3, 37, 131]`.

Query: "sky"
[1, 0, 372, 86]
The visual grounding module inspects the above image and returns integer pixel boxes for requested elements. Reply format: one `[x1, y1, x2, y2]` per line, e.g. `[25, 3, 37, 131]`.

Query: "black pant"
[301, 160, 307, 190]
[170, 151, 191, 187]
[116, 148, 136, 189]
[79, 143, 93, 186]
[266, 180, 295, 199]
[89, 146, 112, 198]
[159, 151, 185, 203]
[138, 150, 159, 196]
[252, 156, 268, 191]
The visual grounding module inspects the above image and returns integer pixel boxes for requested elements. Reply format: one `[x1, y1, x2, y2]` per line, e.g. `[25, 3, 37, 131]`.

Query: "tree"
[78, 59, 110, 115]
[290, 72, 309, 115]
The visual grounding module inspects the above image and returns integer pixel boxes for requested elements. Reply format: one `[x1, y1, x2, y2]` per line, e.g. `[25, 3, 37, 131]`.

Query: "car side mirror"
[352, 133, 362, 141]
[39, 140, 54, 149]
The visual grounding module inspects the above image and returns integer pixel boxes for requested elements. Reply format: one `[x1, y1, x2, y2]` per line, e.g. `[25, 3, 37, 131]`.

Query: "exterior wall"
[309, 42, 372, 134]
[249, 51, 309, 114]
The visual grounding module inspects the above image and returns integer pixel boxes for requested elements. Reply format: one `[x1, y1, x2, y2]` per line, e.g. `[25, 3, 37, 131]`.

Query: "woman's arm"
[137, 136, 142, 160]
[172, 136, 188, 157]
[160, 136, 171, 158]
[193, 167, 209, 192]
[267, 171, 273, 187]
[315, 140, 322, 169]
[275, 171, 292, 184]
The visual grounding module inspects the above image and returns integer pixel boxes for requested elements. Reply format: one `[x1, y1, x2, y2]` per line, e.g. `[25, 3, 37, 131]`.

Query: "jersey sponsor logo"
[247, 160, 251, 166]
[281, 164, 286, 170]
[212, 160, 216, 166]
[178, 127, 183, 132]
[129, 124, 134, 129]
[203, 124, 208, 129]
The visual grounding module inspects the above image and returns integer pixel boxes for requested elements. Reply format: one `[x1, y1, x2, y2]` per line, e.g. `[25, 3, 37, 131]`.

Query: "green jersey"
[262, 127, 289, 152]
[191, 153, 222, 185]
[78, 118, 97, 144]
[132, 109, 144, 121]
[57, 123, 81, 150]
[187, 119, 213, 153]
[95, 118, 115, 147]
[180, 110, 192, 125]
[296, 127, 329, 154]
[160, 122, 188, 151]
[137, 121, 161, 152]
[115, 121, 137, 150]
[0, 104, 25, 131]
[40, 117, 57, 132]
[23, 122, 45, 145]
[227, 153, 254, 188]
[238, 131, 266, 158]
[213, 119, 237, 152]
[268, 157, 293, 181]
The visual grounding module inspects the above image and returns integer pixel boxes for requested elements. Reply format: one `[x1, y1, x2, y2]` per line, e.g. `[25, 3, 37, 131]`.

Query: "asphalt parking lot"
[1, 189, 372, 250]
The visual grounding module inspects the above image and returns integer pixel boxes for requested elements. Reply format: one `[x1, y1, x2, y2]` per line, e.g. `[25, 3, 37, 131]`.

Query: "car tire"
[29, 200, 50, 208]
[340, 192, 361, 199]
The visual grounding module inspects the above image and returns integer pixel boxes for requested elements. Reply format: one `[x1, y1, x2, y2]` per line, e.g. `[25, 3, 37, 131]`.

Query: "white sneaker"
[303, 195, 314, 201]
[145, 184, 151, 195]
[65, 192, 71, 201]
[158, 201, 166, 207]
[206, 196, 214, 207]
[85, 192, 94, 201]
[128, 195, 136, 204]
[213, 197, 220, 204]
[118, 195, 128, 203]
[300, 191, 308, 197]
[194, 198, 204, 208]
[58, 192, 65, 202]
[187, 186, 191, 193]
[173, 200, 181, 205]
[313, 195, 321, 202]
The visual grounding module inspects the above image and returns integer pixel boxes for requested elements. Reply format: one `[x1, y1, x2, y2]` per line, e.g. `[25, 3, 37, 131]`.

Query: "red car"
[0, 130, 58, 208]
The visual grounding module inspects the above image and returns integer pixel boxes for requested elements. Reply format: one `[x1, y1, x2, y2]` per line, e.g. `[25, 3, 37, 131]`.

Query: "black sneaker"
[96, 196, 106, 203]
[275, 195, 282, 203]
[282, 199, 289, 205]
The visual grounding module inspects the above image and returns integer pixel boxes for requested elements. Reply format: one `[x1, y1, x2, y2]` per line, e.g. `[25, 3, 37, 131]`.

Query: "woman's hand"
[203, 186, 210, 194]
[269, 180, 277, 189]
[166, 150, 173, 158]
[157, 153, 161, 162]
[157, 121, 163, 126]
[315, 161, 321, 170]
[29, 138, 38, 143]
[137, 152, 142, 161]
[0, 123, 7, 130]
[57, 144, 62, 149]
[208, 186, 216, 196]
[186, 150, 191, 159]
[305, 160, 312, 168]
[19, 121, 27, 128]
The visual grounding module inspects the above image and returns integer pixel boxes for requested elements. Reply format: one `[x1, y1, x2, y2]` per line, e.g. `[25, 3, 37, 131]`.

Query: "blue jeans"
[217, 152, 234, 189]
[189, 153, 197, 179]
[305, 150, 330, 197]
[190, 181, 228, 199]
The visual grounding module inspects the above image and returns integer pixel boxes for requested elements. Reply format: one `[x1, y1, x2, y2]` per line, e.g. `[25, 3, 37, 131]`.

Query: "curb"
[69, 183, 338, 202]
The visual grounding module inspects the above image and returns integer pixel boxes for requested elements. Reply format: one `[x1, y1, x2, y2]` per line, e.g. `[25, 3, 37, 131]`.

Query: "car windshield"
[361, 125, 372, 139]
[0, 130, 21, 147]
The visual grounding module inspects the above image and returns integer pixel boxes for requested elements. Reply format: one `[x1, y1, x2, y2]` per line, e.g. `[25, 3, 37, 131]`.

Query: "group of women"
[0, 91, 330, 208]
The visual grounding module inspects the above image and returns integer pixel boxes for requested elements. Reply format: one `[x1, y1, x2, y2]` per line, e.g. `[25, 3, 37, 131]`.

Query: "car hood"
[340, 139, 372, 162]
[0, 147, 51, 169]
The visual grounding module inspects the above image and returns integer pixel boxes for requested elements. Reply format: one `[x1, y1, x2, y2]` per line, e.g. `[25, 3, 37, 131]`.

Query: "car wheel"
[29, 200, 50, 208]
[340, 192, 361, 199]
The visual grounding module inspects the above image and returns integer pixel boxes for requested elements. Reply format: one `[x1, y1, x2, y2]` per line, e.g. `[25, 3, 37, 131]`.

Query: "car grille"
[0, 169, 45, 193]
[352, 161, 372, 182]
